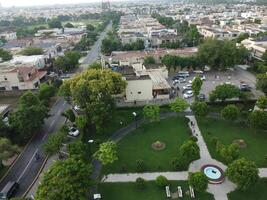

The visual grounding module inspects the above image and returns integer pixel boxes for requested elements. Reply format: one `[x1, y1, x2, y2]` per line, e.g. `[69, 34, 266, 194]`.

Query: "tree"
[235, 33, 249, 43]
[136, 177, 145, 189]
[192, 76, 203, 97]
[143, 105, 160, 123]
[67, 141, 89, 161]
[155, 175, 168, 187]
[256, 73, 267, 94]
[86, 24, 95, 31]
[54, 51, 81, 72]
[64, 22, 74, 28]
[0, 48, 12, 61]
[38, 83, 55, 103]
[48, 19, 62, 28]
[43, 128, 66, 157]
[143, 56, 156, 65]
[9, 91, 48, 142]
[170, 98, 189, 113]
[62, 109, 76, 123]
[22, 47, 43, 56]
[226, 158, 259, 191]
[0, 138, 19, 166]
[36, 157, 93, 200]
[221, 105, 239, 121]
[94, 141, 118, 165]
[88, 61, 102, 69]
[209, 84, 240, 102]
[217, 143, 240, 164]
[262, 51, 267, 65]
[256, 96, 267, 110]
[188, 172, 208, 193]
[191, 102, 208, 117]
[249, 110, 267, 129]
[59, 69, 126, 134]
[180, 140, 200, 162]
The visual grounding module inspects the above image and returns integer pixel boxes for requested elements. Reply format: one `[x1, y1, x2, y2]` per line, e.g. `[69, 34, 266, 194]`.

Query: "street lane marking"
[17, 148, 39, 182]
[49, 119, 56, 128]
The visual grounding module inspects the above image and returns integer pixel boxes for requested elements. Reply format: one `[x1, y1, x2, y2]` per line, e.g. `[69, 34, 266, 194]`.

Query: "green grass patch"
[197, 117, 267, 167]
[103, 116, 191, 174]
[228, 179, 267, 200]
[99, 181, 214, 200]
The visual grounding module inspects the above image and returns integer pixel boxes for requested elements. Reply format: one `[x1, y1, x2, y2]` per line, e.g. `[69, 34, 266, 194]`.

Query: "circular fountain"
[201, 164, 225, 184]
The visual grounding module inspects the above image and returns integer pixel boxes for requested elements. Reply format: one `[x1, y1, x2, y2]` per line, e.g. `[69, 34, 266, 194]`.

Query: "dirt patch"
[232, 139, 247, 148]
[151, 141, 166, 151]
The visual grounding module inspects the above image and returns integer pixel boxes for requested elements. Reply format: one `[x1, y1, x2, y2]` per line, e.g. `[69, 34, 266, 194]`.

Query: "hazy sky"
[0, 0, 119, 7]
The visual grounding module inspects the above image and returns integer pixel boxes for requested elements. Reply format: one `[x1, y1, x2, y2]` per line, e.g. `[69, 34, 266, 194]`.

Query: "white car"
[183, 90, 193, 99]
[68, 127, 80, 137]
[188, 80, 192, 84]
[73, 105, 81, 112]
[183, 84, 192, 90]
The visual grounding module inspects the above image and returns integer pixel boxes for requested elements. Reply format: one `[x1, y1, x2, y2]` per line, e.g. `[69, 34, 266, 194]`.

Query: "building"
[149, 29, 181, 48]
[10, 55, 46, 70]
[118, 63, 171, 102]
[0, 32, 17, 41]
[0, 64, 47, 91]
[241, 36, 267, 60]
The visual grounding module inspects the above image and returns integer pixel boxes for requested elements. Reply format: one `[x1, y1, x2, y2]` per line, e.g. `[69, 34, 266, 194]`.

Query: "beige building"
[241, 37, 267, 60]
[119, 64, 171, 102]
[0, 64, 47, 91]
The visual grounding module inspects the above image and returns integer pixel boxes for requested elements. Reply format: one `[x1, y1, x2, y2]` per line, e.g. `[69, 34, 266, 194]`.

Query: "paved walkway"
[102, 172, 188, 182]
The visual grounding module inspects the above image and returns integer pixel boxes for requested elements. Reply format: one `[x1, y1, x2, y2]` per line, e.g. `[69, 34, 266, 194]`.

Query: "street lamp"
[132, 112, 137, 129]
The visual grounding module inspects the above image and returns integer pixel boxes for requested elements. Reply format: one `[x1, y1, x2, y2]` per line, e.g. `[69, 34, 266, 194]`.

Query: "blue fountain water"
[203, 166, 221, 180]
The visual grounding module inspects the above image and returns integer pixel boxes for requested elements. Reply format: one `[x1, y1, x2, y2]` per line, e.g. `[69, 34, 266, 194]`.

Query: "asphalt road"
[0, 98, 69, 196]
[80, 22, 112, 69]
[0, 22, 112, 197]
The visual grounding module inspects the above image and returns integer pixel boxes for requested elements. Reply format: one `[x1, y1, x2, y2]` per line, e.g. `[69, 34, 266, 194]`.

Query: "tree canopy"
[209, 84, 240, 102]
[54, 51, 81, 72]
[143, 105, 160, 123]
[191, 102, 208, 117]
[226, 158, 259, 191]
[59, 69, 126, 134]
[0, 48, 13, 61]
[170, 98, 189, 113]
[192, 76, 203, 97]
[256, 73, 267, 94]
[188, 172, 208, 193]
[36, 157, 93, 200]
[221, 104, 239, 121]
[94, 141, 118, 165]
[21, 47, 43, 56]
[9, 91, 48, 143]
[0, 138, 19, 164]
[48, 19, 62, 28]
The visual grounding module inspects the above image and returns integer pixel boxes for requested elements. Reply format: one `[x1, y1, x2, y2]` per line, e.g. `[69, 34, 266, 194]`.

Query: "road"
[0, 98, 68, 196]
[80, 22, 112, 69]
[0, 22, 112, 197]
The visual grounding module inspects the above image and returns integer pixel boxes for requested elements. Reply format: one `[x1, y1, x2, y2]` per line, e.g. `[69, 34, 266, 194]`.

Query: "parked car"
[198, 94, 206, 101]
[178, 78, 186, 83]
[183, 90, 193, 99]
[68, 127, 80, 137]
[183, 84, 192, 90]
[240, 83, 251, 92]
[200, 75, 206, 81]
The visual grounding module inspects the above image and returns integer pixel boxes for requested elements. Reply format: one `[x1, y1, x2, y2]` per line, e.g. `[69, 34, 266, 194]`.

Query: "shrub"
[136, 159, 146, 172]
[190, 136, 198, 142]
[136, 177, 145, 189]
[188, 172, 208, 193]
[180, 140, 200, 162]
[155, 175, 168, 187]
[171, 156, 188, 171]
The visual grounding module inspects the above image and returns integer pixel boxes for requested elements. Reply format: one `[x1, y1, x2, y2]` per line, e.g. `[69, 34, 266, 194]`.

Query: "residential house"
[0, 64, 47, 91]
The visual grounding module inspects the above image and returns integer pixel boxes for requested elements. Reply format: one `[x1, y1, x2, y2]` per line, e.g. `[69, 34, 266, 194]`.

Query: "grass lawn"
[99, 181, 214, 200]
[103, 116, 190, 174]
[228, 179, 267, 200]
[197, 117, 267, 167]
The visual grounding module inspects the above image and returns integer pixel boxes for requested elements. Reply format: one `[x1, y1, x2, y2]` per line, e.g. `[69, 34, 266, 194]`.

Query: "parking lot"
[168, 67, 264, 103]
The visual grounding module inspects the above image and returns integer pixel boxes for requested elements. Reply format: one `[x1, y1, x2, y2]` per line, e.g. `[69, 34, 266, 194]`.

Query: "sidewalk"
[102, 172, 188, 183]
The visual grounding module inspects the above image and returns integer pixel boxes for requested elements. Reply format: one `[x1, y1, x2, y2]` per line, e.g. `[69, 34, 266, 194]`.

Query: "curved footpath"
[96, 112, 267, 200]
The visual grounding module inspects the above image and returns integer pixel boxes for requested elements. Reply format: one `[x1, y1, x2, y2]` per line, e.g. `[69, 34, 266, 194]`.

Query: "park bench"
[177, 186, 183, 198]
[165, 186, 171, 198]
[189, 186, 195, 198]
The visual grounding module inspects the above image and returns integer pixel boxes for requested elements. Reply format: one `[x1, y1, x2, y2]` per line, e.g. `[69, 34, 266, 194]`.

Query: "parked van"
[0, 182, 19, 200]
